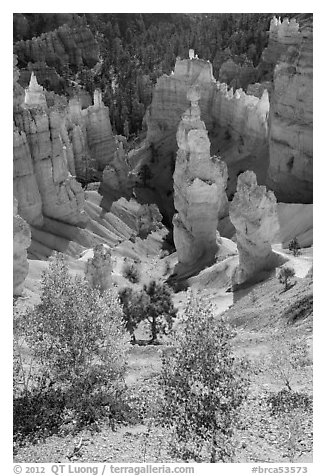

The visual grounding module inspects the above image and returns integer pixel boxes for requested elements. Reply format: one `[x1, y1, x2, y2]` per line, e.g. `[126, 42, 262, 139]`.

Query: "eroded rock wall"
[13, 70, 123, 244]
[266, 17, 313, 202]
[260, 17, 301, 78]
[13, 104, 87, 228]
[229, 171, 279, 284]
[173, 86, 228, 268]
[13, 197, 31, 296]
[62, 90, 117, 183]
[99, 138, 134, 211]
[142, 53, 269, 222]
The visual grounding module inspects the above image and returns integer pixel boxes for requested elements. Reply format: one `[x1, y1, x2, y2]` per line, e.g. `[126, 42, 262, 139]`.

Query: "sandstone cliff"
[260, 16, 301, 79]
[13, 73, 88, 229]
[229, 171, 279, 285]
[63, 90, 117, 183]
[265, 17, 313, 202]
[14, 106, 87, 227]
[99, 137, 134, 212]
[173, 86, 228, 269]
[13, 197, 31, 296]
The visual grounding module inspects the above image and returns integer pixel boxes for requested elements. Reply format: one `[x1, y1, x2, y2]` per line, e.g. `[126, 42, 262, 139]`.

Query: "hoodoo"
[85, 244, 112, 292]
[229, 170, 279, 285]
[173, 85, 228, 270]
[24, 71, 47, 108]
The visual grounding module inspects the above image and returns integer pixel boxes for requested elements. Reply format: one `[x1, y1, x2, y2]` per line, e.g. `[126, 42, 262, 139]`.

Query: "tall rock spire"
[229, 170, 279, 284]
[173, 85, 228, 270]
[24, 71, 47, 108]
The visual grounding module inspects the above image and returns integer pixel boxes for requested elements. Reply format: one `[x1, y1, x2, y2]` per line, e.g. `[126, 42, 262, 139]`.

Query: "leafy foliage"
[138, 164, 153, 187]
[278, 266, 295, 291]
[159, 294, 249, 462]
[267, 389, 312, 417]
[118, 280, 177, 343]
[118, 287, 147, 342]
[268, 335, 311, 392]
[142, 280, 177, 343]
[289, 237, 301, 256]
[122, 261, 141, 283]
[13, 253, 130, 442]
[266, 389, 313, 462]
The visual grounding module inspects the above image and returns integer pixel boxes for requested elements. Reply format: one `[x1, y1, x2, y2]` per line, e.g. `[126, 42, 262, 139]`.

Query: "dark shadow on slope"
[282, 293, 313, 324]
[232, 251, 288, 304]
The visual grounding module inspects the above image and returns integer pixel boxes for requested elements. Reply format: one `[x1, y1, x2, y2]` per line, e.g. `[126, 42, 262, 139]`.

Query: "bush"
[268, 335, 311, 392]
[122, 262, 141, 283]
[14, 253, 130, 441]
[158, 294, 249, 462]
[289, 237, 301, 256]
[266, 389, 313, 462]
[278, 266, 295, 291]
[267, 389, 312, 417]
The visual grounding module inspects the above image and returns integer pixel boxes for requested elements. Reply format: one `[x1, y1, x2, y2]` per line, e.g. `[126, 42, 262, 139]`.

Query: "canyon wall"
[261, 16, 301, 78]
[265, 17, 313, 202]
[64, 89, 117, 183]
[14, 106, 87, 227]
[13, 71, 138, 268]
[141, 15, 313, 222]
[229, 171, 279, 285]
[99, 138, 134, 211]
[14, 73, 122, 227]
[13, 197, 31, 296]
[173, 86, 228, 269]
[140, 52, 269, 222]
[13, 73, 87, 229]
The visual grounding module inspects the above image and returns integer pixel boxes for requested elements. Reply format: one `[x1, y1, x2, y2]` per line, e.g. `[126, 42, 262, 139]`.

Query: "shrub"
[138, 164, 153, 186]
[268, 335, 311, 392]
[289, 237, 301, 257]
[122, 262, 141, 283]
[267, 389, 312, 417]
[14, 253, 130, 440]
[159, 294, 249, 462]
[266, 389, 313, 462]
[278, 266, 295, 291]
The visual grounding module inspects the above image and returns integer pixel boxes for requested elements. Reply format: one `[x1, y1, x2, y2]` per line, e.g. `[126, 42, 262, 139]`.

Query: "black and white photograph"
[11, 6, 315, 471]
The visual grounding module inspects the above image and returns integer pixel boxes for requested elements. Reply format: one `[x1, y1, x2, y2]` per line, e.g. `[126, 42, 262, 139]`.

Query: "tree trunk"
[150, 316, 157, 343]
[210, 433, 217, 463]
